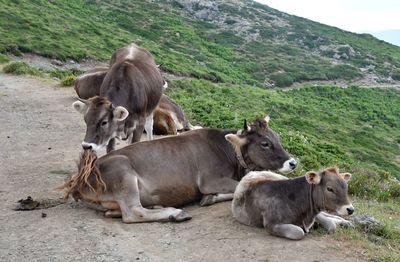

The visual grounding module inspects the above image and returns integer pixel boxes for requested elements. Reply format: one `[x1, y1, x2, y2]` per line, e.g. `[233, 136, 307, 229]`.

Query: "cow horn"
[243, 119, 250, 132]
[265, 106, 275, 123]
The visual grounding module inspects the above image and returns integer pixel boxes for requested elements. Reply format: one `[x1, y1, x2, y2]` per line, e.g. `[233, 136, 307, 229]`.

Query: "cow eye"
[327, 187, 334, 193]
[261, 141, 270, 148]
[101, 121, 108, 126]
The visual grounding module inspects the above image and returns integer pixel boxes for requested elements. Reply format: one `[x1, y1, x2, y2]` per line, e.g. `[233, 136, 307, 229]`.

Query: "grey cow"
[73, 43, 164, 152]
[60, 116, 297, 223]
[232, 167, 354, 240]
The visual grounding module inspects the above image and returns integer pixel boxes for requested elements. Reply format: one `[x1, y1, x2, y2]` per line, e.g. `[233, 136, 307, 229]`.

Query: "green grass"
[324, 199, 400, 261]
[2, 61, 83, 81]
[1, 0, 400, 87]
[0, 53, 9, 63]
[3, 61, 42, 76]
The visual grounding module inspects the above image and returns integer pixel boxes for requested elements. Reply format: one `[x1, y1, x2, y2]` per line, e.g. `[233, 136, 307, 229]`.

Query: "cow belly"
[139, 184, 201, 208]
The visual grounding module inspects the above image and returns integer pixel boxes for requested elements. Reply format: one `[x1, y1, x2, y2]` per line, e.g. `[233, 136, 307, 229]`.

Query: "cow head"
[72, 96, 129, 151]
[225, 115, 296, 174]
[305, 167, 354, 216]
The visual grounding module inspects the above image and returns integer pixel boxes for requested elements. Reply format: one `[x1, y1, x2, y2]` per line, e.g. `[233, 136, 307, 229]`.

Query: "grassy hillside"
[1, 0, 400, 86]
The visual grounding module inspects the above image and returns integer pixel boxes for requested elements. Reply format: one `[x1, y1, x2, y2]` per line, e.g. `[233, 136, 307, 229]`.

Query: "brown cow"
[72, 44, 163, 152]
[73, 67, 108, 99]
[153, 95, 193, 135]
[60, 116, 297, 223]
[73, 68, 190, 136]
[232, 167, 354, 240]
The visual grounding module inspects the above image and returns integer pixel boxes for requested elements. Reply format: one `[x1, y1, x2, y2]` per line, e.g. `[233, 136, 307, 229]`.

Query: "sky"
[255, 0, 400, 33]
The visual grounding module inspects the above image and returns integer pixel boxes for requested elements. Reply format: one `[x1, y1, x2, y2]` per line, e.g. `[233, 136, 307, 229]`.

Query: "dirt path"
[0, 74, 362, 261]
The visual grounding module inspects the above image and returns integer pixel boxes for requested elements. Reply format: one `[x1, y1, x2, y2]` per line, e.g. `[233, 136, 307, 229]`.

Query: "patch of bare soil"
[0, 74, 362, 261]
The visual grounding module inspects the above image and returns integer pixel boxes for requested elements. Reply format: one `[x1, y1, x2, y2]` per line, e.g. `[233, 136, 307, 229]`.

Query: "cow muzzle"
[337, 204, 355, 216]
[82, 141, 101, 151]
[278, 158, 297, 174]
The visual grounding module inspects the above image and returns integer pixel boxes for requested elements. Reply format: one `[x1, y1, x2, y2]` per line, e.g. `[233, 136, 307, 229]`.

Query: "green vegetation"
[3, 61, 42, 76]
[1, 0, 400, 87]
[325, 199, 400, 261]
[0, 53, 9, 63]
[2, 61, 82, 81]
[60, 75, 76, 86]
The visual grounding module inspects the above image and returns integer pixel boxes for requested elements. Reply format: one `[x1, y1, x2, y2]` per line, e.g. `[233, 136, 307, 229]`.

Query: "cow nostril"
[347, 207, 354, 215]
[82, 144, 92, 150]
[289, 160, 297, 168]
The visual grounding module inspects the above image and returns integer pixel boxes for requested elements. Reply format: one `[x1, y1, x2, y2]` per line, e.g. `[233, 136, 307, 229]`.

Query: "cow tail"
[56, 150, 106, 202]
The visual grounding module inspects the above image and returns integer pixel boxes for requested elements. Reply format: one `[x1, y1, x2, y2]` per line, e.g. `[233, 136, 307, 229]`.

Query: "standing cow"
[73, 66, 191, 136]
[72, 44, 164, 152]
[232, 167, 354, 240]
[59, 116, 297, 223]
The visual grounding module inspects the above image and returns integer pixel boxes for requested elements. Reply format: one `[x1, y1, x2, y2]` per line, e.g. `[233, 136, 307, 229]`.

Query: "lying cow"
[72, 43, 164, 152]
[232, 167, 354, 240]
[153, 95, 193, 135]
[59, 116, 297, 223]
[73, 68, 190, 136]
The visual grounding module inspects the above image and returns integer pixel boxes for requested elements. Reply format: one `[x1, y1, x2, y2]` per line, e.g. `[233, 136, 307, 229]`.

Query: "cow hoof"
[341, 220, 355, 229]
[169, 210, 192, 222]
[199, 195, 215, 206]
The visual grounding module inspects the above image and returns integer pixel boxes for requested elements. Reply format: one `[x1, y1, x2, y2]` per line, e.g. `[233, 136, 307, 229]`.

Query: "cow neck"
[309, 183, 322, 215]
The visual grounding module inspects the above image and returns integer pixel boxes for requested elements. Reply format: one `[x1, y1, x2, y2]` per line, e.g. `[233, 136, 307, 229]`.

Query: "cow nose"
[289, 159, 297, 169]
[347, 207, 354, 215]
[82, 142, 92, 150]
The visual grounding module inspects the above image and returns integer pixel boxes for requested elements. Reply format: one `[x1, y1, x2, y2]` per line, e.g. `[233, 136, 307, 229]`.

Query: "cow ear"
[225, 134, 247, 147]
[340, 172, 352, 182]
[305, 171, 321, 184]
[72, 100, 88, 114]
[113, 106, 129, 121]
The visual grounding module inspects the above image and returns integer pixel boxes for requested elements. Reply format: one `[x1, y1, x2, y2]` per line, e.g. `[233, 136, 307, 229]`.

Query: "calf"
[232, 167, 354, 240]
[59, 116, 297, 223]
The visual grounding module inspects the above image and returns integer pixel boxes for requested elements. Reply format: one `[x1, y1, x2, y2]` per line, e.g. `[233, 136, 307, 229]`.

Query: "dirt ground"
[0, 73, 362, 261]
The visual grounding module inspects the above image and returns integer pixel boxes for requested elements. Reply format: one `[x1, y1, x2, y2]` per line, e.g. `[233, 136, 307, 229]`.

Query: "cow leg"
[199, 193, 234, 206]
[114, 171, 191, 223]
[198, 177, 238, 206]
[105, 209, 122, 218]
[316, 212, 354, 232]
[144, 113, 154, 141]
[106, 138, 116, 153]
[268, 224, 305, 240]
[130, 119, 145, 144]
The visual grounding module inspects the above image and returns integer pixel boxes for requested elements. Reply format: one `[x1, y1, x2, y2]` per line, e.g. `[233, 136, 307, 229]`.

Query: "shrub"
[0, 53, 10, 63]
[270, 73, 294, 87]
[60, 75, 76, 86]
[392, 69, 400, 81]
[3, 61, 41, 76]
